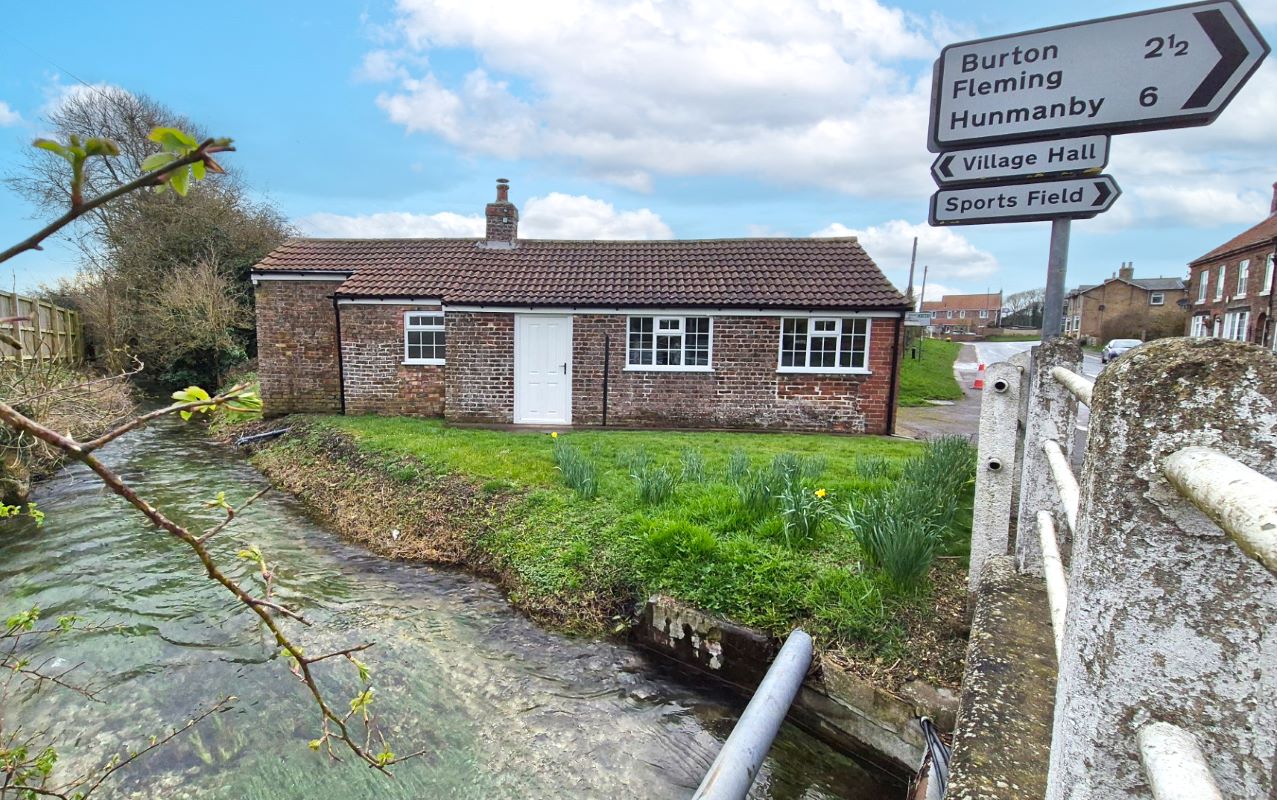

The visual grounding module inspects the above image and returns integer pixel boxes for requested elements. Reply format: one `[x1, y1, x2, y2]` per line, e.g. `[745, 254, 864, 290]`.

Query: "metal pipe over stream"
[692, 630, 813, 800]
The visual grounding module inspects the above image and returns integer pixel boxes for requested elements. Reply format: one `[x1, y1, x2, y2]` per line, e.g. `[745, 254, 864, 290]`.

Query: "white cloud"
[812, 219, 998, 279]
[918, 282, 963, 302]
[366, 0, 952, 197]
[296, 193, 672, 240]
[298, 210, 483, 238]
[0, 101, 21, 126]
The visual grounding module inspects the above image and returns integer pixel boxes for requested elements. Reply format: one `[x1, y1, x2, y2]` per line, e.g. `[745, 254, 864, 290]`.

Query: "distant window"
[627, 316, 711, 369]
[1236, 259, 1250, 296]
[404, 312, 445, 363]
[946, 310, 953, 319]
[1215, 266, 1226, 300]
[1190, 316, 1208, 338]
[1149, 292, 1164, 306]
[778, 317, 870, 372]
[1197, 270, 1209, 303]
[959, 310, 967, 319]
[930, 310, 937, 319]
[1264, 253, 1275, 296]
[1223, 310, 1250, 342]
[979, 309, 988, 319]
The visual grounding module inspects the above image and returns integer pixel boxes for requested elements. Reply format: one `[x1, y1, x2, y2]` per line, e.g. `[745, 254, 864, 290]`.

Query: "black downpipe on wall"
[602, 333, 610, 426]
[331, 295, 346, 415]
[886, 315, 902, 435]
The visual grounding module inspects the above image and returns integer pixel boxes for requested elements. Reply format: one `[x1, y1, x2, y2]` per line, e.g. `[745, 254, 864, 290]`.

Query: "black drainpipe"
[332, 294, 346, 415]
[602, 333, 610, 426]
[886, 314, 903, 435]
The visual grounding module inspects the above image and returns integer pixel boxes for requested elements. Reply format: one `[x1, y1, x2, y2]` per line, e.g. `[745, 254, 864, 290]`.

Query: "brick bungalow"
[1184, 182, 1277, 349]
[252, 181, 910, 434]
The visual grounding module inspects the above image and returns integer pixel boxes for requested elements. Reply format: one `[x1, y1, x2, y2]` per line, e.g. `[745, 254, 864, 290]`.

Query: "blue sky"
[2, 0, 1274, 302]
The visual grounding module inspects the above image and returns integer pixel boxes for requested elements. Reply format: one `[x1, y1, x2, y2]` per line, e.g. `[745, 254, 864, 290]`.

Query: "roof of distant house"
[1189, 213, 1277, 266]
[919, 292, 1002, 311]
[254, 237, 911, 310]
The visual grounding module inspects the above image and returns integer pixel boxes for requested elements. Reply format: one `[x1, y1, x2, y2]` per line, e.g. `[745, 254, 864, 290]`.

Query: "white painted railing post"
[1014, 339, 1081, 575]
[1045, 339, 1277, 799]
[969, 360, 1025, 590]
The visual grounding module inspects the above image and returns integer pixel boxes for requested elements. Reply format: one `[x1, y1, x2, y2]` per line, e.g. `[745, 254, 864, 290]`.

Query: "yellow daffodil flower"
[815, 488, 827, 499]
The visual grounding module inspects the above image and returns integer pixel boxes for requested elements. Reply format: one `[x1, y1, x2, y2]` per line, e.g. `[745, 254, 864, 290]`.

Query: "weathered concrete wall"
[946, 555, 1056, 800]
[633, 595, 950, 776]
[1046, 338, 1277, 799]
[969, 360, 1025, 589]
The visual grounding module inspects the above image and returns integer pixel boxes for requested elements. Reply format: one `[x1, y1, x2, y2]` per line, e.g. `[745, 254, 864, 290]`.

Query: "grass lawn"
[897, 339, 965, 406]
[286, 416, 975, 686]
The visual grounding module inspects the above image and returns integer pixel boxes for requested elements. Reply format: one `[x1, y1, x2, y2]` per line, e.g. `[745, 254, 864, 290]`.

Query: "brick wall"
[340, 304, 445, 416]
[1187, 247, 1277, 345]
[571, 315, 899, 434]
[444, 312, 515, 423]
[254, 279, 342, 416]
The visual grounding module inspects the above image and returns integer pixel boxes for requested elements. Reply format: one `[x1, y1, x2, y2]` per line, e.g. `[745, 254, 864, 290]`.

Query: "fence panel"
[0, 289, 83, 362]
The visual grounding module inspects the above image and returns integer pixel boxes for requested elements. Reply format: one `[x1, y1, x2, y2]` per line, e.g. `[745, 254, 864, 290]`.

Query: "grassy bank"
[898, 339, 965, 406]
[253, 417, 974, 688]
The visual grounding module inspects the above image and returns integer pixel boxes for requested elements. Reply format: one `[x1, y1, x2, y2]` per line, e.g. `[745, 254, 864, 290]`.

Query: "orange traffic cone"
[973, 363, 986, 391]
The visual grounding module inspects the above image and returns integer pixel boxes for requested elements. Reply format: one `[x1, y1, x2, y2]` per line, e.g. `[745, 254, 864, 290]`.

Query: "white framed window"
[979, 309, 988, 319]
[1236, 259, 1250, 297]
[946, 310, 953, 319]
[958, 309, 967, 319]
[929, 310, 937, 319]
[1264, 253, 1275, 296]
[1223, 310, 1250, 342]
[1149, 292, 1164, 306]
[404, 312, 445, 364]
[1197, 269, 1209, 303]
[1190, 316, 1208, 338]
[778, 317, 871, 373]
[626, 315, 712, 370]
[1215, 266, 1226, 300]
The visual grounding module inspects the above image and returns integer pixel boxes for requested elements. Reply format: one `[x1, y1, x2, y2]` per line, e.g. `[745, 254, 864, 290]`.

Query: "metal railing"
[967, 339, 1277, 798]
[692, 629, 812, 800]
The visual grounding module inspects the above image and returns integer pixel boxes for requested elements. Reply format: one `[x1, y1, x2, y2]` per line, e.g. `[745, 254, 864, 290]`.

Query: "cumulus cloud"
[812, 219, 997, 279]
[918, 282, 964, 302]
[0, 101, 21, 126]
[365, 0, 950, 197]
[297, 193, 672, 240]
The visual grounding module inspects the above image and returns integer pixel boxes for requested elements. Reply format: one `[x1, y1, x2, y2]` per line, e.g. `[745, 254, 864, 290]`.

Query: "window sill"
[402, 360, 445, 366]
[623, 366, 713, 373]
[777, 367, 872, 376]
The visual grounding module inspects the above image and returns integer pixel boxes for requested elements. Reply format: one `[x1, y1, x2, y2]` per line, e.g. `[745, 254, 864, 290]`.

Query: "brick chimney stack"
[485, 178, 518, 245]
[1270, 181, 1277, 216]
[1118, 261, 1134, 281]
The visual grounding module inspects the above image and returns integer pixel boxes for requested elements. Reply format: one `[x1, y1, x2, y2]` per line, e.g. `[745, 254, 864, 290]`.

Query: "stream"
[0, 418, 902, 799]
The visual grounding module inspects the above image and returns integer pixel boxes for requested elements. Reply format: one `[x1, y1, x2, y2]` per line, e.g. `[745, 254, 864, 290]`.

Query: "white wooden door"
[514, 315, 572, 424]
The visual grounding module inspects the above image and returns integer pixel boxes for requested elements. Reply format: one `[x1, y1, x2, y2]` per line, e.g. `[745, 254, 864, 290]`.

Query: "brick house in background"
[919, 292, 1002, 336]
[252, 181, 910, 434]
[1185, 183, 1277, 349]
[1062, 262, 1187, 345]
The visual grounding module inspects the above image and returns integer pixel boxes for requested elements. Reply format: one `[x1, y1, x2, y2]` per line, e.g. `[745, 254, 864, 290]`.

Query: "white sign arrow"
[928, 0, 1269, 151]
[930, 175, 1122, 226]
[931, 135, 1109, 186]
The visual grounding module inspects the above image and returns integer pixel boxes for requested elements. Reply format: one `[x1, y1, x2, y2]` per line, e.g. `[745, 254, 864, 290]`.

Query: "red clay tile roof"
[254, 237, 909, 310]
[1190, 213, 1277, 266]
[920, 292, 1002, 311]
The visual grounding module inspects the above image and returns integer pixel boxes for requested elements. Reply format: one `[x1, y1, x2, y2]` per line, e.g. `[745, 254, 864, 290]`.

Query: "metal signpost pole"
[1041, 219, 1070, 338]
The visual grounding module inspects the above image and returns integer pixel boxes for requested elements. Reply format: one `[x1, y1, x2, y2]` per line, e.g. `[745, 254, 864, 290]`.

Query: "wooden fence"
[0, 289, 85, 362]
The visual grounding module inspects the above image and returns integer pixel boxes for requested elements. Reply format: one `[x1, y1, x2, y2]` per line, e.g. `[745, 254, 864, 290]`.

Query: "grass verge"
[251, 417, 974, 689]
[898, 339, 965, 406]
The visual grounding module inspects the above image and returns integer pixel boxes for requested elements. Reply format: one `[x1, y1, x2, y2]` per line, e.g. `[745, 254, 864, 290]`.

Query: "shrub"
[633, 463, 677, 505]
[679, 448, 706, 483]
[552, 438, 598, 499]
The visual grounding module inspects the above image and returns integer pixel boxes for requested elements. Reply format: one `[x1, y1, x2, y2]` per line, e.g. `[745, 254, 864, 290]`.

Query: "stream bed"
[0, 419, 902, 799]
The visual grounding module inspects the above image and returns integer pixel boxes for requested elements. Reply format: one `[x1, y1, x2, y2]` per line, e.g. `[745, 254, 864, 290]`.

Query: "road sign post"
[924, 0, 1268, 339]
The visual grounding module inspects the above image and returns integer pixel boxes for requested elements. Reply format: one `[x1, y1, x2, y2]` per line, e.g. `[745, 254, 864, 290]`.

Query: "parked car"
[1101, 338, 1142, 363]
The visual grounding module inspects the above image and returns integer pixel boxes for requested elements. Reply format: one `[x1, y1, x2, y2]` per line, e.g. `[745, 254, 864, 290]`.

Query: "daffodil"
[550, 431, 559, 439]
[815, 488, 827, 499]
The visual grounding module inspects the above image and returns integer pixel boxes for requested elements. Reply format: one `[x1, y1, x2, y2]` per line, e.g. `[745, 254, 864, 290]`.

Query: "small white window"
[1236, 259, 1250, 297]
[404, 312, 445, 364]
[1190, 316, 1208, 338]
[1197, 269, 1209, 303]
[979, 309, 988, 319]
[946, 310, 953, 319]
[929, 310, 937, 319]
[959, 309, 967, 319]
[627, 316, 711, 370]
[1223, 310, 1250, 342]
[1215, 266, 1226, 300]
[1264, 253, 1275, 296]
[778, 317, 871, 373]
[1149, 292, 1164, 306]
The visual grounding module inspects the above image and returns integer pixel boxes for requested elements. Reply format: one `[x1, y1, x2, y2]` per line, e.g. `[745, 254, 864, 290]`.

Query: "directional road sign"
[928, 0, 1269, 151]
[931, 135, 1109, 186]
[929, 175, 1121, 226]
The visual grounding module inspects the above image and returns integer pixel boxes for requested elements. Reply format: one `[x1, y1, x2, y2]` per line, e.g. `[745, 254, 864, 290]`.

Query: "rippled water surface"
[0, 420, 902, 799]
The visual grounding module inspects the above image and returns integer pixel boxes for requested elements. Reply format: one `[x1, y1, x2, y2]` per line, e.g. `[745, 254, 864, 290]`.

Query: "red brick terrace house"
[919, 292, 1003, 336]
[1185, 182, 1277, 349]
[251, 182, 910, 434]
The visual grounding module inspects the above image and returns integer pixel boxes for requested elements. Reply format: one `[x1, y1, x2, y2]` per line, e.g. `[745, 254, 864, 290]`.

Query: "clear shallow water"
[0, 419, 902, 799]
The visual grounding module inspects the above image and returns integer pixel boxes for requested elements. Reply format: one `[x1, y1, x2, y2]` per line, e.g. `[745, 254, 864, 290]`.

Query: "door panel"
[515, 316, 572, 424]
